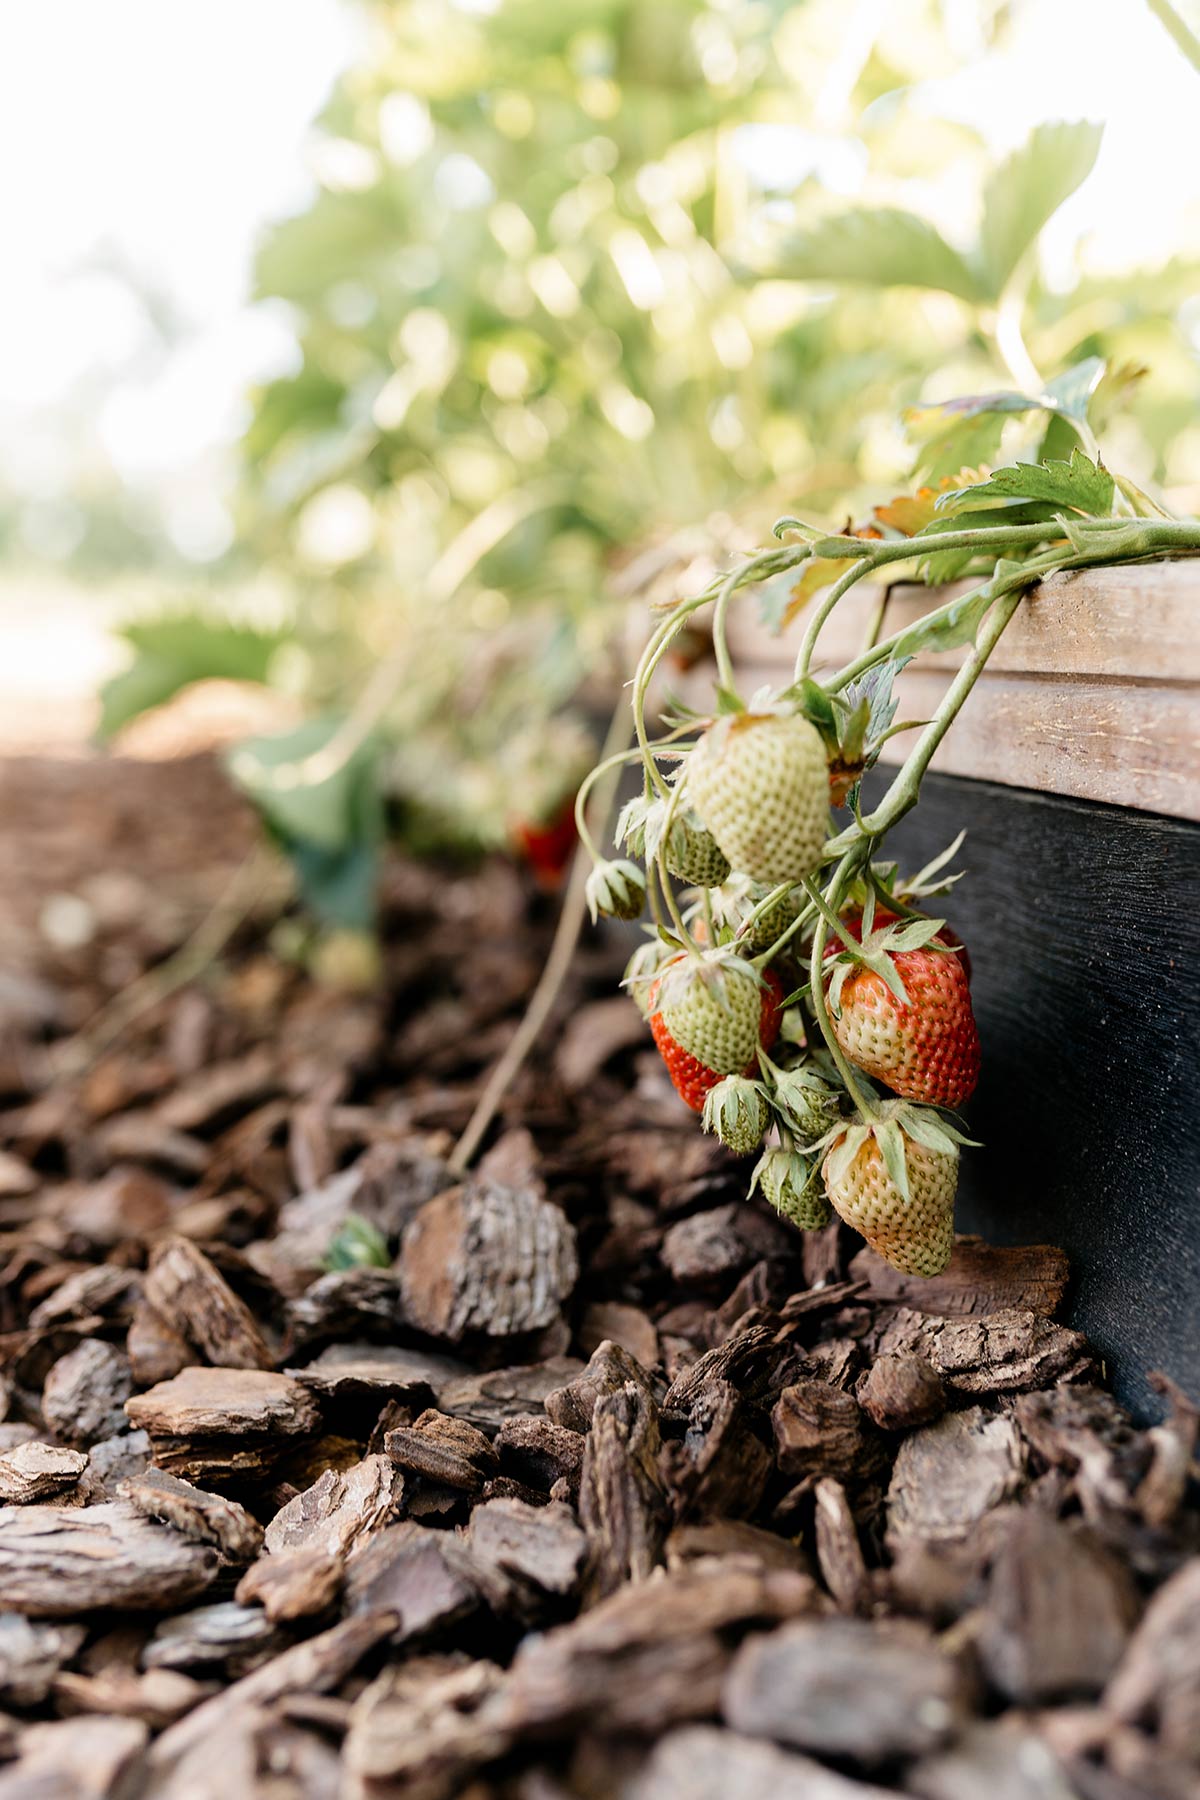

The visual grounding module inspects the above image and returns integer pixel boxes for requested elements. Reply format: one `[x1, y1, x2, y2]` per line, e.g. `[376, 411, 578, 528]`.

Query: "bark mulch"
[0, 764, 1197, 1798]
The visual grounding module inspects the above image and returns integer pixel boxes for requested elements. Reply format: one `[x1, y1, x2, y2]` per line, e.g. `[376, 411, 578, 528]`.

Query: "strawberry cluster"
[585, 704, 981, 1277]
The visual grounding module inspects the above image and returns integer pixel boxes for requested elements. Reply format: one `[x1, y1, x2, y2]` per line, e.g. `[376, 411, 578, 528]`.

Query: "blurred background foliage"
[15, 0, 1200, 920]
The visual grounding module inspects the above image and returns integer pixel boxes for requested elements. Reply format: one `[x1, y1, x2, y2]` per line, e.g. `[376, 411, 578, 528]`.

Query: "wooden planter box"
[729, 562, 1200, 1418]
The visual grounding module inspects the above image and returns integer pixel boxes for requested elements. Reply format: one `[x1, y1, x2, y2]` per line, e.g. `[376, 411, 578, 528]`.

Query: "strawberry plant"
[577, 366, 1200, 1274]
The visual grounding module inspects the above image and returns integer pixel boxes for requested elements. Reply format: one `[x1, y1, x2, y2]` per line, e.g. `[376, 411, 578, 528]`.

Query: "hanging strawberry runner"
[575, 372, 1200, 1276]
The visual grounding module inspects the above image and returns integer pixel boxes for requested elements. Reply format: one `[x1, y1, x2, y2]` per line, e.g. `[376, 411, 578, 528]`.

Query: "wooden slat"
[723, 559, 1200, 821]
[728, 558, 1200, 681]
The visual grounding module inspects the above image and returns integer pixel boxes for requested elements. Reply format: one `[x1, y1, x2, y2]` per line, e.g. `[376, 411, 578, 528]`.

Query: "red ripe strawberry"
[826, 924, 980, 1110]
[648, 953, 783, 1113]
[511, 797, 578, 890]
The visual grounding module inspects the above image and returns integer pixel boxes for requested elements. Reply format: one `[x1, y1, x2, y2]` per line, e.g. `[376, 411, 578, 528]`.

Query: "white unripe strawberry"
[687, 713, 829, 885]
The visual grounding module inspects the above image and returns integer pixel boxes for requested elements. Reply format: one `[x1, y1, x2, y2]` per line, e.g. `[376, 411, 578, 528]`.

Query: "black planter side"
[870, 770, 1200, 1420]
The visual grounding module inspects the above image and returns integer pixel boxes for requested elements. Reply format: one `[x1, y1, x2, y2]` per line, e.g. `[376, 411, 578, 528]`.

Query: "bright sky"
[0, 0, 357, 553]
[0, 0, 1197, 563]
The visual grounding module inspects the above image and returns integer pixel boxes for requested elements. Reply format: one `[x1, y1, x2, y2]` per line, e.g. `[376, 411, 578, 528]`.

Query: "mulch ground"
[0, 754, 1197, 1799]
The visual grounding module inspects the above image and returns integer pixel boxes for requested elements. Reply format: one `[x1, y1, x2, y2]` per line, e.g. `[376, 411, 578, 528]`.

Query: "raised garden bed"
[728, 560, 1200, 1418]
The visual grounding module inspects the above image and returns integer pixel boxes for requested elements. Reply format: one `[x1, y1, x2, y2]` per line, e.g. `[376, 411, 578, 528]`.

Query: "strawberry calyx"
[821, 885, 955, 1016]
[757, 1050, 841, 1146]
[813, 1098, 976, 1206]
[585, 858, 646, 924]
[749, 1144, 832, 1230]
[702, 1074, 770, 1155]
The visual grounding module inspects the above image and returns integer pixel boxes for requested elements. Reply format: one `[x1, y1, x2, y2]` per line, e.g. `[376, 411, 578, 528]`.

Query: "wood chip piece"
[464, 1497, 587, 1606]
[435, 1357, 585, 1432]
[344, 1523, 482, 1643]
[399, 1182, 578, 1340]
[812, 1479, 870, 1616]
[544, 1339, 657, 1434]
[771, 1381, 882, 1482]
[887, 1407, 1026, 1550]
[580, 1382, 670, 1599]
[495, 1414, 586, 1497]
[850, 1238, 1070, 1317]
[1104, 1557, 1200, 1759]
[623, 1724, 898, 1800]
[385, 1411, 499, 1492]
[977, 1511, 1141, 1703]
[343, 1656, 513, 1797]
[125, 1366, 320, 1480]
[143, 1601, 288, 1675]
[663, 1326, 796, 1417]
[119, 1467, 264, 1562]
[145, 1611, 397, 1780]
[907, 1720, 1081, 1800]
[42, 1340, 133, 1446]
[0, 1501, 218, 1616]
[0, 1440, 87, 1503]
[236, 1548, 344, 1623]
[263, 1454, 401, 1560]
[858, 1352, 946, 1432]
[877, 1306, 1093, 1395]
[506, 1565, 818, 1737]
[723, 1617, 965, 1763]
[144, 1237, 273, 1370]
[0, 1615, 86, 1706]
[0, 1716, 148, 1800]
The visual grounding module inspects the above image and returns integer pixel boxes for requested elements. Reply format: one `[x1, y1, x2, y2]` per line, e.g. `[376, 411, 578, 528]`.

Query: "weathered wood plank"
[729, 559, 1200, 681]
[725, 560, 1200, 820]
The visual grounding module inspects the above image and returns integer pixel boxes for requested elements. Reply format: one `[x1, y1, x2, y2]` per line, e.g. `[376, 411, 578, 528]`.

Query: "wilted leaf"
[873, 470, 988, 536]
[978, 120, 1103, 298]
[771, 209, 982, 301]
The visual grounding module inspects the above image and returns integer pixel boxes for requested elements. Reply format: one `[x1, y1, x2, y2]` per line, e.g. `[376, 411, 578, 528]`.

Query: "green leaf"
[227, 715, 383, 854]
[978, 120, 1103, 299]
[903, 390, 1039, 442]
[771, 209, 982, 302]
[96, 614, 286, 742]
[938, 449, 1114, 519]
[1042, 356, 1105, 424]
[885, 585, 994, 659]
[290, 839, 380, 931]
[325, 1215, 390, 1272]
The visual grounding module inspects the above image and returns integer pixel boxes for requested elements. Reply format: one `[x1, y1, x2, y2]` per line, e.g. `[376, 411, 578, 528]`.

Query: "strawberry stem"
[793, 558, 873, 682]
[803, 865, 879, 1124]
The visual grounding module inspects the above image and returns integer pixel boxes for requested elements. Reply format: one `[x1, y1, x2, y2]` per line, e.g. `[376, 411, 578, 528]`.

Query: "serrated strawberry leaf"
[937, 449, 1114, 518]
[884, 586, 994, 661]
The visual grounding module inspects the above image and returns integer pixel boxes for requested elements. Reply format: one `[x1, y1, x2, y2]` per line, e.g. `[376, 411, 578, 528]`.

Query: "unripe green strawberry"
[585, 858, 645, 923]
[687, 712, 829, 885]
[769, 1064, 839, 1145]
[665, 812, 731, 887]
[752, 1146, 832, 1230]
[820, 1103, 961, 1276]
[702, 1075, 769, 1154]
[649, 952, 783, 1113]
[717, 877, 805, 956]
[617, 790, 730, 888]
